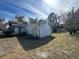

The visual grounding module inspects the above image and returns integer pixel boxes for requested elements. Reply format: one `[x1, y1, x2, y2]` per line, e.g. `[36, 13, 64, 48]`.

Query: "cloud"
[1, 0, 47, 18]
[0, 0, 39, 17]
[23, 4, 47, 17]
[0, 0, 79, 19]
[43, 0, 79, 14]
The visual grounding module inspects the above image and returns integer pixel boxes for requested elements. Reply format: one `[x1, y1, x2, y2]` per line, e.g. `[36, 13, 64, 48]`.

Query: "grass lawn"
[0, 32, 79, 59]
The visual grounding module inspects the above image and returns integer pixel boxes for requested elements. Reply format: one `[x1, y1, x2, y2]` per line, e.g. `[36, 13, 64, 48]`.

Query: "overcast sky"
[0, 0, 79, 19]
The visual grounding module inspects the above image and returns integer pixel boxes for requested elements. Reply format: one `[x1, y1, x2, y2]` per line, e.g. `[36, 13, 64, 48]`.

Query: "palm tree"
[15, 16, 24, 24]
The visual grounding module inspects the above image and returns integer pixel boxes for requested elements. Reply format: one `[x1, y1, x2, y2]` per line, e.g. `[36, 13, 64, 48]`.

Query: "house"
[0, 18, 52, 38]
[0, 22, 6, 35]
[0, 21, 12, 35]
[0, 23, 6, 30]
[12, 23, 26, 34]
[0, 19, 27, 36]
[27, 20, 52, 38]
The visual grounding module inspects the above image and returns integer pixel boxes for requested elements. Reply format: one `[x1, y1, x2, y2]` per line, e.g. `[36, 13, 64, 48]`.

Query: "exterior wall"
[13, 24, 26, 34]
[27, 21, 52, 38]
[14, 27, 19, 34]
[38, 23, 52, 38]
[27, 24, 33, 34]
[27, 23, 39, 36]
[24, 25, 28, 32]
[21, 26, 25, 32]
[0, 23, 6, 30]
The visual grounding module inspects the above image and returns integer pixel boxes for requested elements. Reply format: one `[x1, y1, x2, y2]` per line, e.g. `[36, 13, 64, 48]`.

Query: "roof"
[12, 24, 26, 27]
[38, 20, 47, 25]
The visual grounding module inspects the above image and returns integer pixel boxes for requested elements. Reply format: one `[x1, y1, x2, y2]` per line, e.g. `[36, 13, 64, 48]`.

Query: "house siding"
[26, 20, 52, 38]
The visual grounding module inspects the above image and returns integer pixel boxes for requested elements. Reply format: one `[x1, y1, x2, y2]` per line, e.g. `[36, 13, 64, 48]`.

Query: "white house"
[26, 20, 52, 38]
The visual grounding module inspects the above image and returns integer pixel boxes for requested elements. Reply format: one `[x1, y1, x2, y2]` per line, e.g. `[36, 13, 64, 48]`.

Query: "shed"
[27, 20, 52, 38]
[38, 20, 52, 38]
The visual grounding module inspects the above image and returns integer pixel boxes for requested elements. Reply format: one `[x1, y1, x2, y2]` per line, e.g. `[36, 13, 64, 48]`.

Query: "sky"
[0, 0, 79, 20]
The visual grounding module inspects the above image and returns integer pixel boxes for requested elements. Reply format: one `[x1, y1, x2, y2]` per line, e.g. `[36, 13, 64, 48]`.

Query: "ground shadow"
[71, 33, 79, 37]
[0, 35, 16, 39]
[56, 29, 66, 33]
[16, 35, 55, 51]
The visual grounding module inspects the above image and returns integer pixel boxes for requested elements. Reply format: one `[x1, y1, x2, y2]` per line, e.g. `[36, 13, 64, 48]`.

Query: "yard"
[0, 32, 79, 59]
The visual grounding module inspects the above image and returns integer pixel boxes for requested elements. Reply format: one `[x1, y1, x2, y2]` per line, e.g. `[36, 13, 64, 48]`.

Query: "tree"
[64, 8, 79, 35]
[15, 16, 24, 24]
[48, 12, 59, 32]
[29, 18, 38, 24]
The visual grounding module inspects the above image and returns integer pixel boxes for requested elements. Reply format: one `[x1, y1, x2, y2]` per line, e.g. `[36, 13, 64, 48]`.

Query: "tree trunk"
[69, 32, 72, 35]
